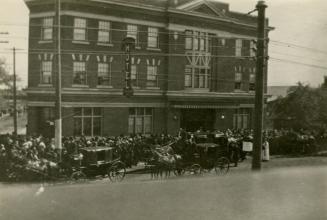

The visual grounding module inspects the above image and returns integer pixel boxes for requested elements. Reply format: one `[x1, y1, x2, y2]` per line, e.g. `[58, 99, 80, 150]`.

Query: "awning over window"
[171, 104, 254, 109]
[172, 104, 237, 109]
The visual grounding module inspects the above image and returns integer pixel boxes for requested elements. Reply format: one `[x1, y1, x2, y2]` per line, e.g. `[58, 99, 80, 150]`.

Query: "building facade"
[24, 0, 272, 137]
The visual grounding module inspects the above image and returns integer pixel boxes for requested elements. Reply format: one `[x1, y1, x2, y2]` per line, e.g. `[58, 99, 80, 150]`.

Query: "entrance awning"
[172, 104, 254, 109]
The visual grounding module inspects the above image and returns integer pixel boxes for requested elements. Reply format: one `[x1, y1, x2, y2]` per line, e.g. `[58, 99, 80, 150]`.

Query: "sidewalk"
[125, 162, 148, 174]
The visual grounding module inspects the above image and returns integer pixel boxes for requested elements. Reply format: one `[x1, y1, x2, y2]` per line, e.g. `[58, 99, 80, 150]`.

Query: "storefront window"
[73, 108, 102, 136]
[233, 109, 249, 129]
[128, 108, 153, 134]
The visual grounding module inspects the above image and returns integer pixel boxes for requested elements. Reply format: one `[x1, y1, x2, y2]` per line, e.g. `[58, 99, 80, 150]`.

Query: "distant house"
[267, 86, 296, 102]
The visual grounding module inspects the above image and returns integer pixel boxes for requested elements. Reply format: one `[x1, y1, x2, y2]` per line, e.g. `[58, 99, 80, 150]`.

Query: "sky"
[0, 0, 327, 89]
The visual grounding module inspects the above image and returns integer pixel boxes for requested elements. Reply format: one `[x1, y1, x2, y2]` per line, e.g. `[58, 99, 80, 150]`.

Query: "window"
[42, 107, 54, 122]
[250, 40, 256, 57]
[42, 17, 53, 40]
[185, 31, 207, 51]
[73, 18, 87, 41]
[128, 108, 153, 134]
[97, 63, 110, 86]
[127, 24, 138, 44]
[73, 108, 102, 136]
[235, 72, 242, 90]
[98, 21, 110, 43]
[193, 31, 199, 51]
[131, 64, 138, 87]
[184, 67, 209, 89]
[73, 62, 87, 85]
[233, 109, 249, 129]
[41, 61, 52, 84]
[199, 68, 207, 88]
[146, 65, 158, 87]
[184, 67, 192, 87]
[148, 27, 158, 48]
[219, 38, 226, 46]
[185, 30, 193, 50]
[235, 39, 242, 57]
[249, 73, 255, 91]
[199, 32, 205, 51]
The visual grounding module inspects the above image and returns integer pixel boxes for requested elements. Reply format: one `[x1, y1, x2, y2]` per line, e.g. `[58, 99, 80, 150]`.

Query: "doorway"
[180, 109, 215, 132]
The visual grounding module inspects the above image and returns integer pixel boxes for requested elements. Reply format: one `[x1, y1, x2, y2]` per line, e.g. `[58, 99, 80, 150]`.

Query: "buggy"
[75, 146, 126, 182]
[174, 132, 230, 175]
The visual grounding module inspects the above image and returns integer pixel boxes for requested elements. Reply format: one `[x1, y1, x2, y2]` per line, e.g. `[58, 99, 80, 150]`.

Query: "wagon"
[71, 146, 126, 182]
[174, 132, 230, 175]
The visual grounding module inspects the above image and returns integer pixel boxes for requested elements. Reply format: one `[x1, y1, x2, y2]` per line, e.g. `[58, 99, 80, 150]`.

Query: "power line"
[270, 50, 327, 63]
[270, 57, 327, 70]
[270, 40, 327, 55]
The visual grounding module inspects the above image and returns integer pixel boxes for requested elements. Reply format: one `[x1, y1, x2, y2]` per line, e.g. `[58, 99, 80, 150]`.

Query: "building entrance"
[180, 109, 215, 132]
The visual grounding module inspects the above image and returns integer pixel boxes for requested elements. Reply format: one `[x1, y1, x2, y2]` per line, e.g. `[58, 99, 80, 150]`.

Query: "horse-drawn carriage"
[9, 146, 126, 182]
[174, 132, 230, 175]
[146, 131, 230, 178]
[75, 146, 126, 182]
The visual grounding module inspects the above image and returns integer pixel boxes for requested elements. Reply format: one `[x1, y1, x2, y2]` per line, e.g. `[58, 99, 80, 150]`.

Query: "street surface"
[1, 157, 327, 220]
[0, 113, 26, 134]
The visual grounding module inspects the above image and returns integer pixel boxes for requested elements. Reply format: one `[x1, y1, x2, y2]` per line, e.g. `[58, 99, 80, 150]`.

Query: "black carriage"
[175, 132, 230, 175]
[70, 146, 126, 182]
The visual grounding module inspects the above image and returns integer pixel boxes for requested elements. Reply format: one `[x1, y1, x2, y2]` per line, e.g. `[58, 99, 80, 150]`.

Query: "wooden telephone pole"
[252, 1, 267, 171]
[55, 0, 62, 160]
[13, 47, 17, 138]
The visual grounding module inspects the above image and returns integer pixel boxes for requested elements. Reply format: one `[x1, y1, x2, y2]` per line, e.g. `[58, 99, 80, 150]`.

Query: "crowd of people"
[0, 128, 323, 182]
[0, 133, 177, 181]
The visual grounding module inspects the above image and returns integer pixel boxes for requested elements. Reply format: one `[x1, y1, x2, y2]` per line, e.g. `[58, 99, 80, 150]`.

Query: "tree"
[0, 58, 13, 88]
[271, 82, 323, 131]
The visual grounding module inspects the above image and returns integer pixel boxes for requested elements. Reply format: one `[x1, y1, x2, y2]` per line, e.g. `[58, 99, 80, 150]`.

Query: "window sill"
[38, 40, 53, 44]
[97, 42, 114, 47]
[146, 47, 161, 51]
[132, 86, 140, 89]
[72, 84, 89, 88]
[135, 46, 141, 50]
[96, 85, 113, 89]
[72, 40, 90, 45]
[234, 89, 246, 93]
[185, 88, 210, 92]
[38, 84, 53, 87]
[146, 87, 160, 90]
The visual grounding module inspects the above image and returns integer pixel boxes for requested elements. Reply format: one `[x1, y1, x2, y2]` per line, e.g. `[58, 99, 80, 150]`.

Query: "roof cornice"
[25, 0, 273, 31]
[168, 8, 257, 30]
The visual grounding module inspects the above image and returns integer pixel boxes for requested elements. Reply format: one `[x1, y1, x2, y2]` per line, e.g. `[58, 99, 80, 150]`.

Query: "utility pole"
[13, 47, 17, 138]
[252, 1, 267, 171]
[122, 37, 135, 97]
[55, 0, 62, 160]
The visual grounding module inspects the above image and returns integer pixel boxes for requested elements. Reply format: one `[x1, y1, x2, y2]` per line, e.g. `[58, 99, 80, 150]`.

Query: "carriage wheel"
[174, 167, 185, 176]
[70, 171, 87, 182]
[108, 161, 126, 182]
[190, 164, 202, 175]
[215, 157, 230, 175]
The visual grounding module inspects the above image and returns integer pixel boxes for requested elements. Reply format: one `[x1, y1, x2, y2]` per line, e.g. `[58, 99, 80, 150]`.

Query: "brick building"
[24, 0, 272, 137]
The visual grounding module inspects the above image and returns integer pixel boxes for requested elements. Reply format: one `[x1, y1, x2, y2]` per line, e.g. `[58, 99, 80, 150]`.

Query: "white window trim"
[98, 20, 111, 44]
[73, 17, 88, 42]
[73, 108, 103, 136]
[97, 62, 111, 87]
[147, 27, 159, 48]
